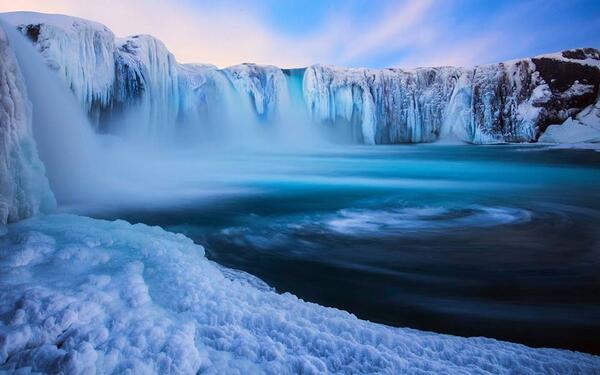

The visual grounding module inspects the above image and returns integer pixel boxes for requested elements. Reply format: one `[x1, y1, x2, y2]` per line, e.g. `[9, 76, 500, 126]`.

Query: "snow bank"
[1, 214, 598, 373]
[0, 24, 54, 224]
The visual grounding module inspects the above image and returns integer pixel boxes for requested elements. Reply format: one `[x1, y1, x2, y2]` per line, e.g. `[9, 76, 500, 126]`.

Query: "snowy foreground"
[1, 215, 599, 374]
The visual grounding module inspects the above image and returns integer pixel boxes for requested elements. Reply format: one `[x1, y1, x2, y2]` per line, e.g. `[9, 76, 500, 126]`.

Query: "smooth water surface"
[89, 145, 600, 354]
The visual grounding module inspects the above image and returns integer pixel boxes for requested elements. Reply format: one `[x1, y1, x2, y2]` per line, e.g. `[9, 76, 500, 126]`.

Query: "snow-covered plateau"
[3, 11, 600, 145]
[1, 214, 599, 374]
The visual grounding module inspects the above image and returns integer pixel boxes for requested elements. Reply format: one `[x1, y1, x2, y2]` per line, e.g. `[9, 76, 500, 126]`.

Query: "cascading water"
[2, 20, 212, 211]
[1, 19, 335, 214]
[3, 21, 103, 205]
[278, 68, 326, 147]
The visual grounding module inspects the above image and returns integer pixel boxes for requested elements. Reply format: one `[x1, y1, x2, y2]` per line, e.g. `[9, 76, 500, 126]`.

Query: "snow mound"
[1, 214, 598, 373]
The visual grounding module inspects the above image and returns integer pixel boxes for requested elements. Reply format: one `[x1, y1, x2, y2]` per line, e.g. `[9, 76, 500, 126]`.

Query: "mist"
[4, 21, 102, 203]
[3, 22, 345, 215]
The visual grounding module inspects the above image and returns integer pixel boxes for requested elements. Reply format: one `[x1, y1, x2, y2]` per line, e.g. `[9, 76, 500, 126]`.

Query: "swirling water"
[88, 144, 600, 354]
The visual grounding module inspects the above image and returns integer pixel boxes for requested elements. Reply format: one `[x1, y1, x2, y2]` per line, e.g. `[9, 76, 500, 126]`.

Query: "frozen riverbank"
[1, 214, 599, 373]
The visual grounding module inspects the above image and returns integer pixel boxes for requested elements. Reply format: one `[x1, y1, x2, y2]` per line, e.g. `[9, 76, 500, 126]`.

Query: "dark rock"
[532, 56, 600, 135]
[17, 24, 41, 43]
[561, 48, 600, 60]
[532, 57, 600, 92]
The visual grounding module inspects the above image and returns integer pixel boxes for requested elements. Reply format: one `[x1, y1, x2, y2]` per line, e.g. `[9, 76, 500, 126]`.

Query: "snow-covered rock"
[0, 24, 55, 224]
[1, 214, 598, 374]
[540, 118, 600, 143]
[539, 95, 600, 143]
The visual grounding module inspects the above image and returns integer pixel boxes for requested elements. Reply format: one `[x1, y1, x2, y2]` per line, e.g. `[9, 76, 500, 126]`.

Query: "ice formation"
[3, 11, 599, 145]
[0, 24, 54, 224]
[1, 214, 599, 373]
[6, 12, 115, 119]
[176, 63, 241, 139]
[111, 35, 180, 136]
[303, 65, 464, 144]
[223, 64, 291, 121]
[303, 54, 599, 144]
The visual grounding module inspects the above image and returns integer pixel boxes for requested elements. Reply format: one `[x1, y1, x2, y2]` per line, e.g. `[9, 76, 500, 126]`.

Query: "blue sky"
[3, 0, 600, 68]
[246, 0, 600, 67]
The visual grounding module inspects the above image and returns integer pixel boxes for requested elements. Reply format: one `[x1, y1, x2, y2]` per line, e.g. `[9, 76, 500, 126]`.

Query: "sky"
[1, 0, 599, 69]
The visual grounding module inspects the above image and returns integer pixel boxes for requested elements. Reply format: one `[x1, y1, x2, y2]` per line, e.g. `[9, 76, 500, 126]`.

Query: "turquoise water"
[91, 145, 600, 353]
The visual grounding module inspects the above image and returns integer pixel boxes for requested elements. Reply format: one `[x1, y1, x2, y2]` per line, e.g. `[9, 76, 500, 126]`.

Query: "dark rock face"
[533, 58, 600, 92]
[17, 24, 41, 43]
[532, 53, 600, 135]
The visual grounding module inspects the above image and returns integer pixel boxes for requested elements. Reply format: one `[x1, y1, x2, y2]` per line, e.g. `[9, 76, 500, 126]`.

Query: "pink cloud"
[0, 0, 544, 69]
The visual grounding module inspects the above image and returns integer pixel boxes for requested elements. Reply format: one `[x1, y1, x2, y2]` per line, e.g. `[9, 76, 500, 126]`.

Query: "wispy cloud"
[1, 0, 306, 66]
[1, 0, 599, 68]
[328, 0, 435, 62]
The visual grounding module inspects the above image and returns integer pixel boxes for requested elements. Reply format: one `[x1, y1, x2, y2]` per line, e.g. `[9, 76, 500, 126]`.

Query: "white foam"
[326, 206, 532, 236]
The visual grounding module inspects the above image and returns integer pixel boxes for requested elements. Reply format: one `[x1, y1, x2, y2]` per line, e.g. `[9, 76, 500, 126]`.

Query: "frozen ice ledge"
[0, 214, 599, 373]
[3, 11, 600, 145]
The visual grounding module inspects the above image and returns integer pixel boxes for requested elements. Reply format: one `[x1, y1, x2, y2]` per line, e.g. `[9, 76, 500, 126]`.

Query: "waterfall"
[3, 22, 103, 206]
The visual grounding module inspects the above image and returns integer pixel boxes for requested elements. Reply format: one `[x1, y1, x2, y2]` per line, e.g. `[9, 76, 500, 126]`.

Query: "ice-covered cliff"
[537, 52, 600, 145]
[303, 66, 464, 144]
[8, 12, 115, 120]
[303, 52, 600, 144]
[3, 11, 600, 145]
[224, 63, 291, 121]
[0, 24, 54, 224]
[111, 34, 179, 136]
